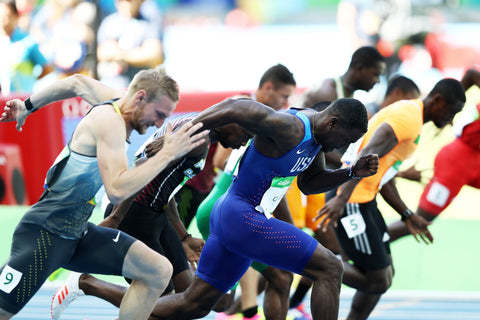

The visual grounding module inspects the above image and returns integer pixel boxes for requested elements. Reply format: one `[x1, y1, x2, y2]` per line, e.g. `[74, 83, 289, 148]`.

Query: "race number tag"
[0, 265, 22, 293]
[256, 176, 295, 218]
[426, 181, 450, 207]
[340, 213, 366, 239]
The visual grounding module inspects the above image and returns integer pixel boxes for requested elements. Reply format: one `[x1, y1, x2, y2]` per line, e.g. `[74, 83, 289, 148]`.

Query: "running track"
[13, 284, 480, 320]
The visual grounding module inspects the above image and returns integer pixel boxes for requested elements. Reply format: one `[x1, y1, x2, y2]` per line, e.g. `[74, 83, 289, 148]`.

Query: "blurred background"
[0, 0, 480, 94]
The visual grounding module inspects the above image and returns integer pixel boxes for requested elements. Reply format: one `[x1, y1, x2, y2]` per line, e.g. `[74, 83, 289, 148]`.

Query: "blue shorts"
[196, 194, 318, 292]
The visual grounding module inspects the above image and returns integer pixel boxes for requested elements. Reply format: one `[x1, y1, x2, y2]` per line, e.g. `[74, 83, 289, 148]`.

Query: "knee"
[183, 300, 214, 319]
[365, 273, 392, 294]
[140, 254, 173, 291]
[153, 255, 174, 289]
[309, 250, 344, 285]
[265, 268, 293, 296]
[275, 270, 294, 294]
[324, 253, 344, 282]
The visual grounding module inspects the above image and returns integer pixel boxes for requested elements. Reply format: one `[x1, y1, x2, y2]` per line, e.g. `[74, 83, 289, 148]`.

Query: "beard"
[132, 121, 147, 135]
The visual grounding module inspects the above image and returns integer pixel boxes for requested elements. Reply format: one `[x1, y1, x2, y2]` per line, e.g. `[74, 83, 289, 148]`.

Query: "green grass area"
[1, 181, 480, 293]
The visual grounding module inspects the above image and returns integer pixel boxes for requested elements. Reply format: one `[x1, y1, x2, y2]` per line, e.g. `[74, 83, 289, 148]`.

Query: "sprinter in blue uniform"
[145, 97, 379, 320]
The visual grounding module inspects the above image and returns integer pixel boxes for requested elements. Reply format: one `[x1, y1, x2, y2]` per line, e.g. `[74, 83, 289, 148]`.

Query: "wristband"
[181, 233, 192, 242]
[24, 97, 38, 113]
[400, 209, 414, 221]
[348, 166, 361, 180]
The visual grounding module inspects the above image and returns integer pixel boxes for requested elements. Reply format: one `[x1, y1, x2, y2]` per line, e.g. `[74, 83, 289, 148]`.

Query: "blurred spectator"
[14, 0, 36, 32]
[29, 0, 96, 79]
[0, 1, 51, 95]
[97, 0, 164, 89]
[396, 41, 443, 95]
[337, 0, 411, 77]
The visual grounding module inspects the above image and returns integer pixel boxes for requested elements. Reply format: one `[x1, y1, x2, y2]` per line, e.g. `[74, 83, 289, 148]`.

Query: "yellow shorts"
[286, 177, 325, 231]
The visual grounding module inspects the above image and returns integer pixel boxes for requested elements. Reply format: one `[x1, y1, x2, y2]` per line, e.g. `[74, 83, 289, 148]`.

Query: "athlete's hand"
[405, 214, 433, 244]
[145, 118, 194, 158]
[161, 122, 209, 162]
[1, 99, 28, 131]
[396, 166, 422, 182]
[351, 154, 378, 178]
[315, 195, 347, 232]
[182, 236, 205, 271]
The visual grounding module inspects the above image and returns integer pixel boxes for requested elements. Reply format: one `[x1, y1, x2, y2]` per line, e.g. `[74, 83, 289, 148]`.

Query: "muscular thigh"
[335, 200, 391, 271]
[64, 223, 135, 275]
[196, 231, 252, 293]
[0, 222, 79, 314]
[210, 195, 318, 275]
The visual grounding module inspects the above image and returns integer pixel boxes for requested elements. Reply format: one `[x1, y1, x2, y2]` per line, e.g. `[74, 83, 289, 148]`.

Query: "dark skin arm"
[272, 197, 295, 225]
[98, 192, 138, 228]
[380, 178, 433, 243]
[195, 98, 379, 194]
[324, 150, 343, 168]
[297, 150, 378, 195]
[461, 68, 480, 91]
[191, 98, 302, 157]
[316, 123, 409, 229]
[165, 199, 204, 270]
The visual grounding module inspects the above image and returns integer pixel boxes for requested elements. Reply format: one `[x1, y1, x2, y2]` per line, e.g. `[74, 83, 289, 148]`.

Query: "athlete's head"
[315, 98, 368, 152]
[385, 75, 420, 99]
[211, 124, 253, 149]
[256, 64, 296, 111]
[347, 46, 386, 92]
[423, 78, 466, 129]
[128, 66, 179, 134]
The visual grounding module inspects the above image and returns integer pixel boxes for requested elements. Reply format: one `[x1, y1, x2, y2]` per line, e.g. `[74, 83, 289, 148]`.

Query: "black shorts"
[0, 222, 135, 314]
[334, 199, 391, 271]
[116, 202, 190, 293]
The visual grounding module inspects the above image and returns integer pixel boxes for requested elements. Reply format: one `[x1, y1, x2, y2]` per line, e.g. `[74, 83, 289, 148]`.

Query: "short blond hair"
[127, 66, 179, 103]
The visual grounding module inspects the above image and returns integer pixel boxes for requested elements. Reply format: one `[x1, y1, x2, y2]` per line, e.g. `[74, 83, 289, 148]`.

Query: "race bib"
[256, 176, 295, 218]
[340, 213, 366, 239]
[426, 181, 450, 207]
[0, 265, 22, 294]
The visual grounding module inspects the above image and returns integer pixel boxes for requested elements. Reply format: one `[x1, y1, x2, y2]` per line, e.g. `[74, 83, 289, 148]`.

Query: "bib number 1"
[256, 176, 295, 218]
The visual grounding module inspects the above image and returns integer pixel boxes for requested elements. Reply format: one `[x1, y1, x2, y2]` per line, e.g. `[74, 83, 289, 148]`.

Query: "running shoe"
[243, 313, 264, 320]
[214, 312, 242, 320]
[51, 271, 85, 319]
